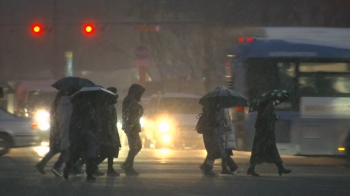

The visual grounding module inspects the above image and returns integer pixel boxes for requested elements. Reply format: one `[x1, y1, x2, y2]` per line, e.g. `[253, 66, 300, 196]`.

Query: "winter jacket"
[69, 100, 99, 158]
[122, 84, 145, 134]
[216, 108, 236, 150]
[56, 96, 73, 150]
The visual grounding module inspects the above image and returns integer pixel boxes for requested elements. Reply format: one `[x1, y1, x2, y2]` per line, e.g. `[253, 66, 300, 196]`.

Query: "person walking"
[63, 95, 99, 181]
[95, 87, 121, 176]
[247, 99, 292, 176]
[198, 102, 223, 177]
[217, 107, 243, 175]
[35, 90, 65, 175]
[120, 84, 145, 176]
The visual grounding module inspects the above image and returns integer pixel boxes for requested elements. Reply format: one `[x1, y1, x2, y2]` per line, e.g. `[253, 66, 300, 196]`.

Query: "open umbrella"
[199, 86, 248, 108]
[249, 89, 289, 112]
[51, 77, 95, 93]
[69, 86, 116, 102]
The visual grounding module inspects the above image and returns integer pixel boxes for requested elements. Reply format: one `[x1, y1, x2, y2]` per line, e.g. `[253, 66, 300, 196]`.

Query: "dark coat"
[49, 91, 66, 153]
[250, 100, 282, 165]
[56, 96, 73, 150]
[122, 84, 145, 134]
[69, 99, 99, 159]
[97, 98, 121, 157]
[202, 103, 226, 160]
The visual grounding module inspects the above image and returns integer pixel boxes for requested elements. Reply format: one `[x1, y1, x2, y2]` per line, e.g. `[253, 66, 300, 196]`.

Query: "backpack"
[195, 110, 215, 134]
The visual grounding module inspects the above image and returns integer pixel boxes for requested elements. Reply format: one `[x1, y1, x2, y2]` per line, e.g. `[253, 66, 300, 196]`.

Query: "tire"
[0, 134, 11, 156]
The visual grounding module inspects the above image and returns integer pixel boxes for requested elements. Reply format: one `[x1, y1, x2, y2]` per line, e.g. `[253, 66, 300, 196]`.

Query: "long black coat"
[49, 91, 66, 153]
[69, 99, 99, 159]
[250, 100, 282, 165]
[97, 98, 121, 157]
[122, 84, 145, 134]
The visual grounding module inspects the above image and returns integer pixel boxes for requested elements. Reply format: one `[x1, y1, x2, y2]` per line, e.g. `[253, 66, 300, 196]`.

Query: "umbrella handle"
[224, 122, 229, 127]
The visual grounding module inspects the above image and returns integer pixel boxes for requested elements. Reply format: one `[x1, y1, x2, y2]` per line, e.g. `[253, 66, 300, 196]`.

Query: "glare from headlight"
[38, 122, 50, 131]
[35, 110, 50, 131]
[161, 135, 171, 143]
[117, 121, 122, 130]
[140, 117, 145, 128]
[35, 110, 50, 122]
[158, 121, 170, 132]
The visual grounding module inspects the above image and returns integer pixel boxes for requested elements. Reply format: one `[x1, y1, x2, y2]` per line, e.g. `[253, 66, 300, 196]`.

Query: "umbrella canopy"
[69, 86, 116, 102]
[199, 86, 248, 108]
[249, 89, 289, 112]
[51, 77, 95, 94]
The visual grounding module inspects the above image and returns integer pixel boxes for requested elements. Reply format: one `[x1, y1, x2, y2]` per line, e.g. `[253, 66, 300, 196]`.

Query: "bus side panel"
[296, 118, 349, 156]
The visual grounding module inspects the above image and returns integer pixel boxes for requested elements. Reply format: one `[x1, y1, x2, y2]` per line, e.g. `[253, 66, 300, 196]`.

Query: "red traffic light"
[83, 24, 95, 35]
[31, 24, 43, 35]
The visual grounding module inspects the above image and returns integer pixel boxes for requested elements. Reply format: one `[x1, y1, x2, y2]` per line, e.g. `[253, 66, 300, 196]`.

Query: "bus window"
[299, 62, 350, 72]
[247, 59, 298, 111]
[298, 76, 350, 97]
[247, 59, 279, 102]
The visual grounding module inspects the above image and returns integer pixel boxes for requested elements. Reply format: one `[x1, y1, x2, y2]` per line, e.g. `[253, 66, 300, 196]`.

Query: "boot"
[221, 158, 233, 175]
[199, 162, 218, 177]
[86, 174, 96, 181]
[276, 162, 292, 176]
[35, 163, 45, 174]
[247, 165, 259, 177]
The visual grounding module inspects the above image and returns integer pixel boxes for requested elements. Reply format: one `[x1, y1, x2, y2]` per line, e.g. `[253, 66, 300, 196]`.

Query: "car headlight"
[161, 135, 171, 143]
[158, 121, 170, 132]
[35, 110, 50, 131]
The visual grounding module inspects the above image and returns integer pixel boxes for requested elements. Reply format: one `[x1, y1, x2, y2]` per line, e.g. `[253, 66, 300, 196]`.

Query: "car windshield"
[158, 97, 201, 114]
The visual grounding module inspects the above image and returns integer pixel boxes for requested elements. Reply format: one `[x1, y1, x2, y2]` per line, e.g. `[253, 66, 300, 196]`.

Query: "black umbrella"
[51, 77, 95, 93]
[69, 86, 116, 102]
[249, 89, 289, 112]
[199, 86, 248, 108]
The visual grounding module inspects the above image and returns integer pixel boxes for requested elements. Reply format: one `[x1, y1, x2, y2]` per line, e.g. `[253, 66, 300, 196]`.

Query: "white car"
[142, 92, 203, 149]
[0, 108, 39, 155]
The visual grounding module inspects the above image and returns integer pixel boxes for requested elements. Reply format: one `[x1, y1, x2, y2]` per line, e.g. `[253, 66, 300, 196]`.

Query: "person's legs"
[247, 162, 259, 176]
[221, 157, 232, 174]
[86, 157, 98, 180]
[51, 149, 68, 176]
[122, 132, 142, 174]
[63, 154, 79, 180]
[199, 158, 217, 177]
[107, 155, 120, 176]
[35, 150, 57, 174]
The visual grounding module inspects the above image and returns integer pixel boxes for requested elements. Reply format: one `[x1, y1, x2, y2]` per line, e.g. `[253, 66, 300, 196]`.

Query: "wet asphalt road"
[1, 146, 350, 196]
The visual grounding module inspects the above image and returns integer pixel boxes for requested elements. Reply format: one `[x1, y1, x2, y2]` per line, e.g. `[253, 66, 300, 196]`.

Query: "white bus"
[228, 28, 350, 156]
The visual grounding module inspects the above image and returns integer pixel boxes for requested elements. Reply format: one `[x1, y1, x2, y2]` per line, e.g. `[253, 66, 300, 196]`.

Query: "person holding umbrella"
[63, 86, 116, 181]
[197, 86, 247, 176]
[120, 84, 145, 176]
[95, 87, 121, 176]
[35, 90, 66, 175]
[247, 90, 292, 176]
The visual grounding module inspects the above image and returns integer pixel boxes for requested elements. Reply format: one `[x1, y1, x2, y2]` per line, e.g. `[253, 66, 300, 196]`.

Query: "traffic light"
[83, 23, 95, 35]
[31, 23, 43, 35]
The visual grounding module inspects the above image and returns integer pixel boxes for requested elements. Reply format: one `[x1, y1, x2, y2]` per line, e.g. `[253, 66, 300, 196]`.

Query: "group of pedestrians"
[36, 81, 291, 180]
[35, 83, 145, 181]
[197, 86, 292, 177]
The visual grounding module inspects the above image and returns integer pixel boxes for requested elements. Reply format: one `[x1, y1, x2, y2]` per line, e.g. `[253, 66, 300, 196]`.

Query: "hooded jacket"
[122, 84, 145, 133]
